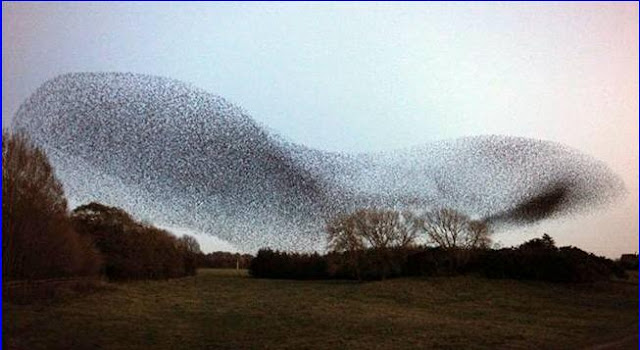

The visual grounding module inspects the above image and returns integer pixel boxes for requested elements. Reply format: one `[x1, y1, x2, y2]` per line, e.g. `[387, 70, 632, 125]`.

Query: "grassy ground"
[4, 269, 638, 350]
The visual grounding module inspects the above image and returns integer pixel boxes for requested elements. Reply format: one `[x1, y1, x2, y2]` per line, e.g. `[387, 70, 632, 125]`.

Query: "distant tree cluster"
[250, 208, 626, 283]
[323, 208, 492, 279]
[3, 131, 202, 283]
[480, 234, 626, 282]
[326, 209, 419, 280]
[251, 235, 625, 283]
[197, 252, 253, 269]
[249, 249, 327, 279]
[328, 208, 491, 251]
[327, 209, 419, 252]
[71, 202, 201, 280]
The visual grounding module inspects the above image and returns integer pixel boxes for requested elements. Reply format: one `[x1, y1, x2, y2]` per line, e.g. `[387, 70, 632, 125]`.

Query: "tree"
[327, 208, 418, 251]
[326, 211, 364, 253]
[519, 233, 556, 251]
[326, 208, 418, 280]
[178, 235, 202, 255]
[71, 202, 197, 279]
[467, 220, 492, 249]
[2, 131, 101, 280]
[178, 235, 202, 275]
[420, 208, 492, 249]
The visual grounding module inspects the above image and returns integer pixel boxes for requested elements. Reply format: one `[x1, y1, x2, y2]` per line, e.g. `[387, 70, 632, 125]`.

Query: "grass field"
[4, 269, 638, 349]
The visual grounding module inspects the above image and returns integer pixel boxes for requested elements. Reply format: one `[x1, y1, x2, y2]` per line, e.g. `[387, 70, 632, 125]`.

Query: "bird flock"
[13, 72, 626, 251]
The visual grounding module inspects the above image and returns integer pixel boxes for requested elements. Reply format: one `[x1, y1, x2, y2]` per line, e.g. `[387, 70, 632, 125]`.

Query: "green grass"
[4, 269, 638, 349]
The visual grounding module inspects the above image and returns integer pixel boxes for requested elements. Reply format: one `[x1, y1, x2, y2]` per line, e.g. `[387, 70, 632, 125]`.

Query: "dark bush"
[251, 247, 414, 281]
[198, 252, 253, 269]
[250, 248, 409, 281]
[618, 254, 639, 270]
[355, 248, 411, 280]
[249, 249, 328, 280]
[406, 247, 461, 277]
[479, 248, 568, 281]
[477, 236, 623, 283]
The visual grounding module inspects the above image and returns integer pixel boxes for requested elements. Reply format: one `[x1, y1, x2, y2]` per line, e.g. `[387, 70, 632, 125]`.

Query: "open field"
[3, 269, 638, 350]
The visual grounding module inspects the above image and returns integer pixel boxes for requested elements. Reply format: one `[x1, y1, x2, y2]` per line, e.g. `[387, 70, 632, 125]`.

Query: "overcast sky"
[3, 2, 638, 256]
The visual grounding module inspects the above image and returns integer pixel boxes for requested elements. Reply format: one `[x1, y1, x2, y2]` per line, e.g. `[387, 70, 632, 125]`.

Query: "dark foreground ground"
[3, 269, 638, 349]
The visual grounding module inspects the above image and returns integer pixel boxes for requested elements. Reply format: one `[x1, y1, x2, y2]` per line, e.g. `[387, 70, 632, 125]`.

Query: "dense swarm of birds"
[13, 73, 626, 251]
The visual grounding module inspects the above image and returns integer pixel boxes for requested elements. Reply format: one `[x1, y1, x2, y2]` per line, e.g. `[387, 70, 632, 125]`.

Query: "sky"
[2, 2, 638, 257]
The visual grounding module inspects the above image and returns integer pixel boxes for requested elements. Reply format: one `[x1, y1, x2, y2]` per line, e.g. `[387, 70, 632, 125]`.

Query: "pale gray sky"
[3, 2, 638, 256]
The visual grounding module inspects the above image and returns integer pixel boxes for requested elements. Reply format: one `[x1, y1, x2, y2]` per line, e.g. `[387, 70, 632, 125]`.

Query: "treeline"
[477, 235, 625, 282]
[2, 131, 200, 282]
[250, 236, 627, 283]
[250, 205, 628, 283]
[197, 252, 253, 269]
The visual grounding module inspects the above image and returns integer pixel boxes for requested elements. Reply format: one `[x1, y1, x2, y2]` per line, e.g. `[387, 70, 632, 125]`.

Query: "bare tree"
[467, 220, 491, 249]
[326, 208, 418, 280]
[420, 208, 491, 249]
[326, 211, 365, 253]
[327, 208, 418, 252]
[178, 235, 202, 255]
[397, 211, 421, 248]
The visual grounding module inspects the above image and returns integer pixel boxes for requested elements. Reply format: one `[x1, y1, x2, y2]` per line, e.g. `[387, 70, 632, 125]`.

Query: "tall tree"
[3, 131, 100, 280]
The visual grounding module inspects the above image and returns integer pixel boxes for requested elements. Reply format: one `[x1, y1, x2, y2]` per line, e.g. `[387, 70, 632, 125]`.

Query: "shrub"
[249, 249, 328, 280]
[405, 247, 460, 277]
[478, 236, 623, 283]
[251, 247, 410, 281]
[326, 248, 410, 280]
